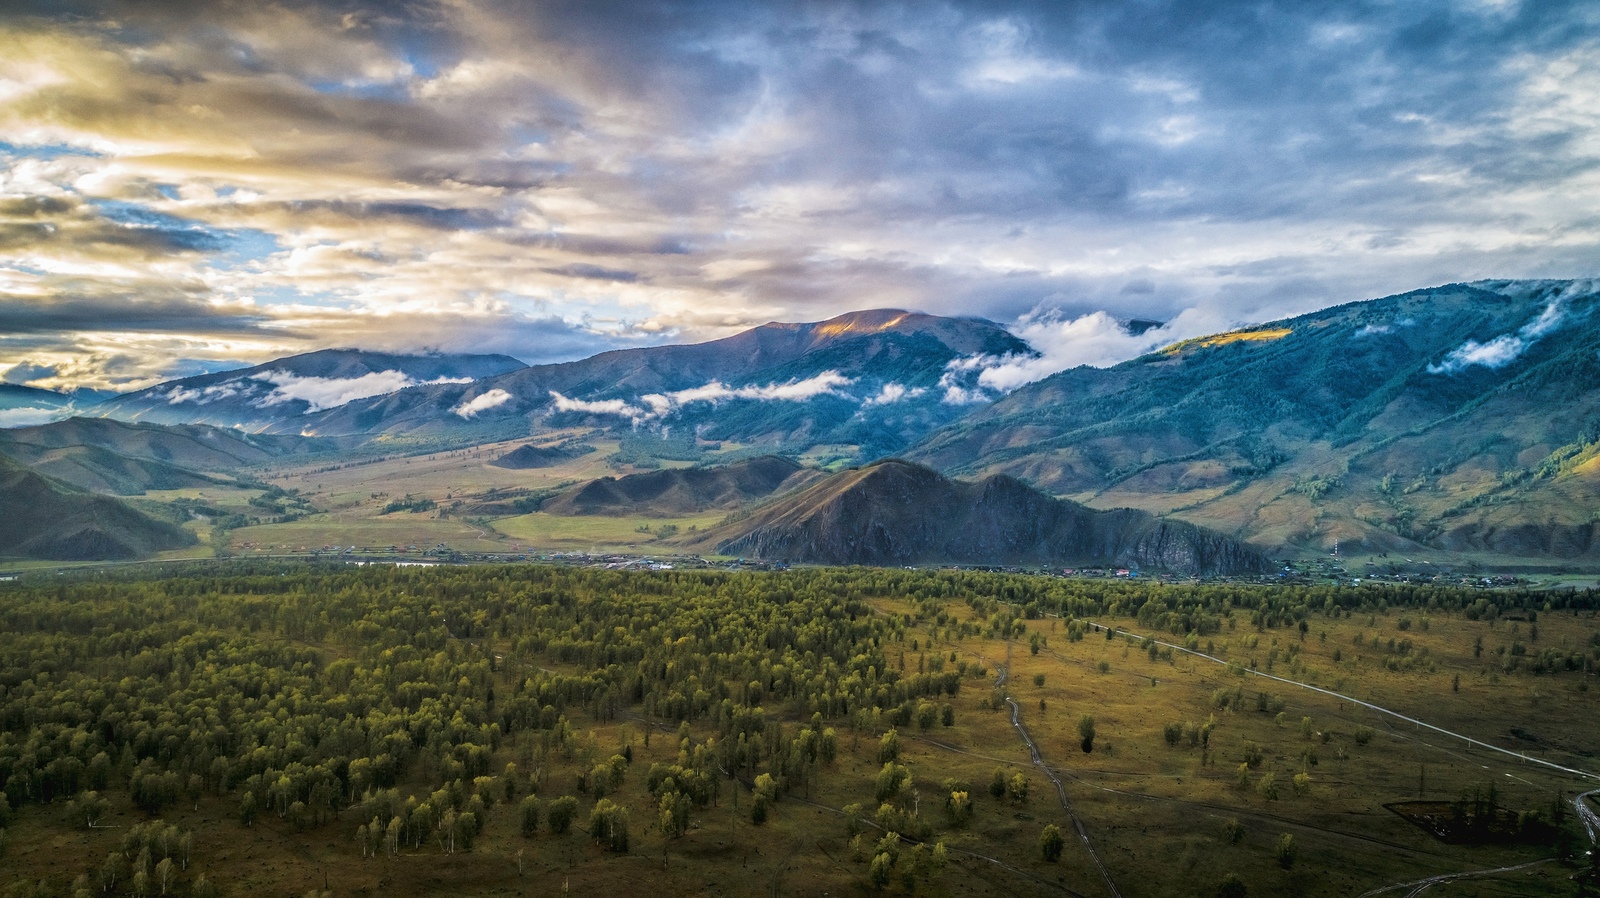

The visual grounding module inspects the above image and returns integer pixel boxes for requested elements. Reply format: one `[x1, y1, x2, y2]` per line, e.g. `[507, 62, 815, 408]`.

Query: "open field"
[217, 430, 759, 555]
[490, 511, 728, 552]
[0, 565, 1595, 898]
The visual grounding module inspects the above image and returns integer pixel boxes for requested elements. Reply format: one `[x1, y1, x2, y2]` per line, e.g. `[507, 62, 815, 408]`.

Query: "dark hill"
[0, 454, 196, 560]
[490, 443, 595, 470]
[544, 456, 822, 516]
[690, 460, 1269, 575]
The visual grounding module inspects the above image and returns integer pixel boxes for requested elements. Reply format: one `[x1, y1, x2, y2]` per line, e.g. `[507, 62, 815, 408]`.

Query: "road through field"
[1082, 620, 1600, 789]
[997, 646, 1124, 898]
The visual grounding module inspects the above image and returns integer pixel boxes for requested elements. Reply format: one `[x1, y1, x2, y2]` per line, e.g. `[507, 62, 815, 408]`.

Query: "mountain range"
[542, 455, 823, 517]
[909, 280, 1600, 558]
[6, 278, 1600, 566]
[272, 310, 1032, 458]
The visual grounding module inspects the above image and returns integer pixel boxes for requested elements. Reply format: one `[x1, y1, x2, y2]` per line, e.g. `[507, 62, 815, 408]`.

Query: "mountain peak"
[807, 309, 917, 337]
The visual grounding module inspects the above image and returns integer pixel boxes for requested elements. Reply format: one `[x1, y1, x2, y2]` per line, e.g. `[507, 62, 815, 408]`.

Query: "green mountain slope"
[689, 459, 1269, 575]
[0, 454, 196, 560]
[907, 280, 1600, 560]
[0, 418, 327, 494]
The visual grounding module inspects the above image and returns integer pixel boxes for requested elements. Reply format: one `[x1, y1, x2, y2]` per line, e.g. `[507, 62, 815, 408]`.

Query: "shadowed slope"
[691, 460, 1269, 575]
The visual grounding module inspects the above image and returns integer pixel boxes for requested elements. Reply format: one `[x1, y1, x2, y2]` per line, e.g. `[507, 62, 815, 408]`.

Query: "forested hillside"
[0, 564, 1595, 898]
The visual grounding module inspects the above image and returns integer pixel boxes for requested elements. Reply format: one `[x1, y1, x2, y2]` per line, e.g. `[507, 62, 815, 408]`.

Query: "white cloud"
[0, 405, 74, 428]
[548, 391, 647, 420]
[1428, 300, 1567, 374]
[453, 388, 514, 418]
[642, 371, 856, 412]
[935, 306, 1232, 397]
[862, 383, 926, 406]
[250, 370, 471, 412]
[548, 371, 857, 423]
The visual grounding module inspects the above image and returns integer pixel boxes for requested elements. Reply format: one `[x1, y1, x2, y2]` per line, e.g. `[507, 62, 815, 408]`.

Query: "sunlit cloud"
[0, 2, 1596, 389]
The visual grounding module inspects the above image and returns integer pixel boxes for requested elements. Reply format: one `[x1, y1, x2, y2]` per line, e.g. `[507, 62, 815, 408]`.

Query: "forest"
[0, 563, 1597, 898]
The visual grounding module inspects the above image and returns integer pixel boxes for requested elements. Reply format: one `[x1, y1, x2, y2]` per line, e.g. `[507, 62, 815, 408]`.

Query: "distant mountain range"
[9, 278, 1600, 567]
[688, 459, 1269, 575]
[0, 383, 103, 429]
[907, 279, 1600, 559]
[73, 311, 1030, 461]
[275, 310, 1032, 457]
[91, 349, 527, 431]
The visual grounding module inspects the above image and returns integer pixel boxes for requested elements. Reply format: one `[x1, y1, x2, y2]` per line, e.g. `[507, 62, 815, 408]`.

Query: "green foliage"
[1274, 833, 1297, 869]
[1077, 714, 1096, 753]
[547, 796, 578, 835]
[587, 799, 629, 853]
[1039, 823, 1064, 862]
[1006, 773, 1029, 804]
[1222, 817, 1245, 845]
[380, 495, 437, 515]
[874, 763, 911, 803]
[877, 729, 900, 764]
[518, 796, 541, 837]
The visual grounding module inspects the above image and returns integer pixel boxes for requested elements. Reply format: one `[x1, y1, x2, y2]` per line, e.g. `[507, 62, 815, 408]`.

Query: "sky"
[1, 0, 1598, 394]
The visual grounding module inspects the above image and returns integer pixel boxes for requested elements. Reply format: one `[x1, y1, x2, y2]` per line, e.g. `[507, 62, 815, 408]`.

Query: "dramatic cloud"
[1, 2, 1598, 388]
[454, 388, 513, 419]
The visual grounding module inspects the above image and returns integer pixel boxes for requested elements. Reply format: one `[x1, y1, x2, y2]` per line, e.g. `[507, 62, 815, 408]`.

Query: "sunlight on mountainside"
[1161, 327, 1294, 354]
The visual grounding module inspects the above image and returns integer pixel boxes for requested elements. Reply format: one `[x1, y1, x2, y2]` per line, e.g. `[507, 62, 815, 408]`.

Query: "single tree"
[1077, 714, 1096, 753]
[1040, 824, 1065, 862]
[1274, 833, 1297, 869]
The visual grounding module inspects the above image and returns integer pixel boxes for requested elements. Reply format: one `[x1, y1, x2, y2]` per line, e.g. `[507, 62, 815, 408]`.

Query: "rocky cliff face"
[696, 460, 1270, 575]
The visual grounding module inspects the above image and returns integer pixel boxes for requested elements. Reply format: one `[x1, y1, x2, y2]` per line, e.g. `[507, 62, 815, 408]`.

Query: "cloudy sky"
[2, 0, 1598, 393]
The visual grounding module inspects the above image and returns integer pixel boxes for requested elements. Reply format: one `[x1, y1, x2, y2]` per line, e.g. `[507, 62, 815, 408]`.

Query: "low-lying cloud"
[0, 405, 75, 428]
[1428, 301, 1567, 374]
[245, 370, 473, 413]
[550, 371, 857, 424]
[453, 388, 513, 419]
[935, 306, 1237, 401]
[862, 383, 927, 407]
